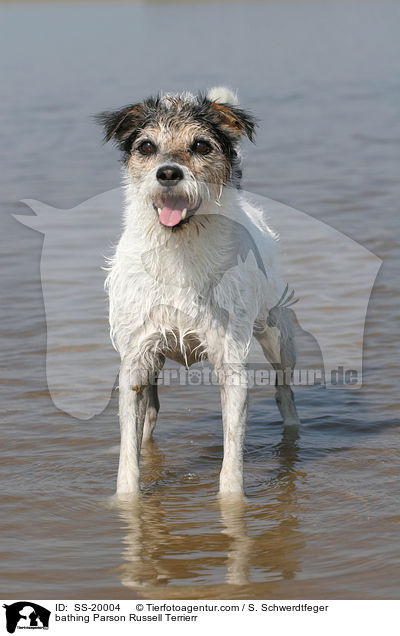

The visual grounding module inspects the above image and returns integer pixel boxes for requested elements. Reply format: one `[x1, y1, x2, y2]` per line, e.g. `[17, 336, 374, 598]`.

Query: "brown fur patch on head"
[209, 101, 256, 141]
[210, 103, 245, 137]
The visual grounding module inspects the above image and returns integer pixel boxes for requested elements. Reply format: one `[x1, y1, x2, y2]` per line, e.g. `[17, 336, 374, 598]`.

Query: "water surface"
[1, 0, 399, 599]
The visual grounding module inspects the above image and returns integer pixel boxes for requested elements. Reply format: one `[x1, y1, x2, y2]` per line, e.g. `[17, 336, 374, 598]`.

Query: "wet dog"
[97, 87, 300, 497]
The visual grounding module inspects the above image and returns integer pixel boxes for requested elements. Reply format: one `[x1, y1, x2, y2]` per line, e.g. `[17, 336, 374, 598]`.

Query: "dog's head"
[96, 87, 256, 229]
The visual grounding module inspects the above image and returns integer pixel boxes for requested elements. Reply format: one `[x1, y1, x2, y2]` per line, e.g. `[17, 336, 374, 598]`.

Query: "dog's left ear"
[210, 102, 256, 141]
[206, 88, 256, 142]
[95, 103, 146, 150]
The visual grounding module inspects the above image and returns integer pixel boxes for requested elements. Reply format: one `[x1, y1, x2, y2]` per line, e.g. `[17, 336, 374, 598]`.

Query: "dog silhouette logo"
[3, 602, 51, 633]
[15, 187, 381, 419]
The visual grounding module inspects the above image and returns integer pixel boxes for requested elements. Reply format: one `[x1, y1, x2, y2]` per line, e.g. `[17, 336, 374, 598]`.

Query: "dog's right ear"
[95, 103, 146, 150]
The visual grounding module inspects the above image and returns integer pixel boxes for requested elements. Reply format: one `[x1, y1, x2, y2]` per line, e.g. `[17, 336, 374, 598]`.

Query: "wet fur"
[97, 87, 300, 497]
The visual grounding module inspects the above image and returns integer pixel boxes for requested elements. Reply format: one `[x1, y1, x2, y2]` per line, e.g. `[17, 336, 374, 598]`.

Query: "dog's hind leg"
[142, 357, 164, 443]
[142, 382, 159, 444]
[255, 309, 300, 427]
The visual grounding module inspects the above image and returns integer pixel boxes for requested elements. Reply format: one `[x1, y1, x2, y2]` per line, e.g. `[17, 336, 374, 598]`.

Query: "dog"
[97, 87, 300, 497]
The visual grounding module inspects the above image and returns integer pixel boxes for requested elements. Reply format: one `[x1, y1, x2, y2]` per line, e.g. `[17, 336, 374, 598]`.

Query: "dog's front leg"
[218, 365, 248, 497]
[116, 358, 150, 496]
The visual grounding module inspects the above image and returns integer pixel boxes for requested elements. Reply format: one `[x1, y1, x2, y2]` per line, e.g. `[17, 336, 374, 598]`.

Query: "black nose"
[156, 164, 184, 186]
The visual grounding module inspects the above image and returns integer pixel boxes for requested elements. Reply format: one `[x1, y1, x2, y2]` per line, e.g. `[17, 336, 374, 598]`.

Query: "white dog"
[97, 87, 300, 497]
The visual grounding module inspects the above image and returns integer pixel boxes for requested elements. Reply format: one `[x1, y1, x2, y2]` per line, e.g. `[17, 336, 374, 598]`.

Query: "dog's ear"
[206, 86, 256, 143]
[95, 103, 146, 149]
[208, 101, 257, 142]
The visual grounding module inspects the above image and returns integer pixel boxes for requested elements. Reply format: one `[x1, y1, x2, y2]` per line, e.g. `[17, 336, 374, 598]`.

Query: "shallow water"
[1, 0, 399, 599]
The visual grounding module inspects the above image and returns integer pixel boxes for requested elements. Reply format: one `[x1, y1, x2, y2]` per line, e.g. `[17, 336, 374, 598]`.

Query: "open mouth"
[153, 195, 201, 228]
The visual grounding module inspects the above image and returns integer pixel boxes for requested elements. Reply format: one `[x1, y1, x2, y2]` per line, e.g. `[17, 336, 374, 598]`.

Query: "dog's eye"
[192, 140, 212, 155]
[138, 141, 156, 155]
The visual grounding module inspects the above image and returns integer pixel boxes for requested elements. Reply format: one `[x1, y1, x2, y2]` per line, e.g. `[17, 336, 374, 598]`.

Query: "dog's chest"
[163, 330, 207, 367]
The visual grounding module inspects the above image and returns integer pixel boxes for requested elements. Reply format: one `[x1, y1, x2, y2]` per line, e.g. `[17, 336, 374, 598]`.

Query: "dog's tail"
[207, 86, 239, 106]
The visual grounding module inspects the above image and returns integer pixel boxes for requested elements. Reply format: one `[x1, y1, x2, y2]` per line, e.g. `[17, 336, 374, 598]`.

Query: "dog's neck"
[119, 183, 242, 291]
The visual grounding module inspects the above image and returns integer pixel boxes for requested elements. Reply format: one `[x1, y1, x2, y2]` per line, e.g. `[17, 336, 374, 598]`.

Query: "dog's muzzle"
[153, 163, 201, 228]
[153, 195, 201, 228]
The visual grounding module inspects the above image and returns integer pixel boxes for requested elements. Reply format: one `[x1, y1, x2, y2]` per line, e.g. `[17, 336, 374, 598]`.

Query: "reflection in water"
[115, 424, 305, 595]
[270, 426, 303, 581]
[219, 498, 252, 586]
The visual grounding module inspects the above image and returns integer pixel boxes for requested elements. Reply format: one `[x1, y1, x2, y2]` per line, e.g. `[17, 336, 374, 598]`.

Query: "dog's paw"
[219, 468, 244, 496]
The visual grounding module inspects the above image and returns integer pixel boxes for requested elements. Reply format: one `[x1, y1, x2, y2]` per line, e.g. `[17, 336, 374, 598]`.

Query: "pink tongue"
[159, 206, 184, 227]
[158, 197, 187, 227]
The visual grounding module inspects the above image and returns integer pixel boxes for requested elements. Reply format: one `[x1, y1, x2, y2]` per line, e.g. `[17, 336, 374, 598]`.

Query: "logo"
[15, 187, 381, 418]
[3, 603, 51, 633]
